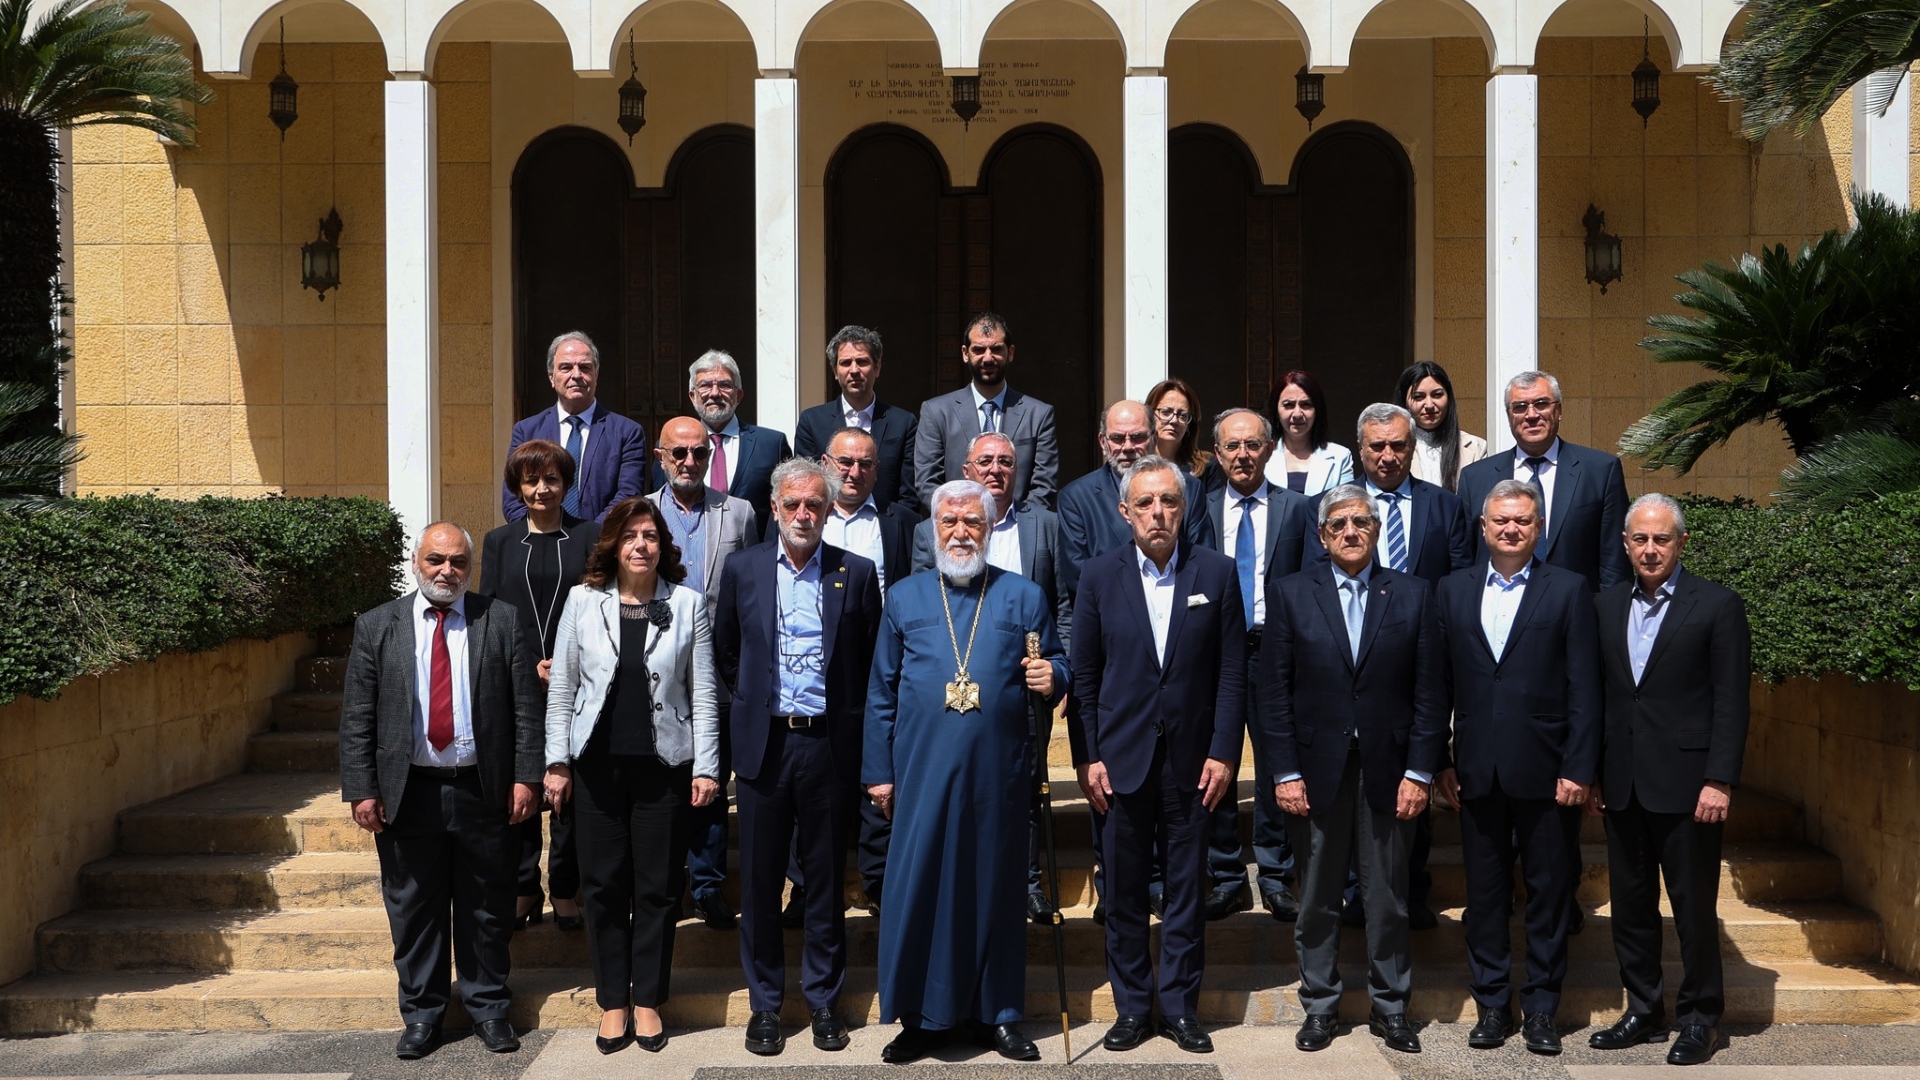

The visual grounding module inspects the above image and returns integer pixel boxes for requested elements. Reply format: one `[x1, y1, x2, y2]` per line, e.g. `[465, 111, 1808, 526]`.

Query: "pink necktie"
[427, 608, 453, 750]
[710, 432, 728, 492]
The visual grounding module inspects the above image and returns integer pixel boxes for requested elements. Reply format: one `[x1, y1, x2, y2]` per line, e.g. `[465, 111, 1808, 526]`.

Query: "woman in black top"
[477, 439, 600, 932]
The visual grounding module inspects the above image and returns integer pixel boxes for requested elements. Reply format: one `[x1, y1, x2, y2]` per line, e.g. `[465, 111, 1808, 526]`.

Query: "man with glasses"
[503, 331, 649, 523]
[796, 325, 920, 511]
[652, 350, 793, 541]
[914, 312, 1061, 510]
[648, 416, 758, 930]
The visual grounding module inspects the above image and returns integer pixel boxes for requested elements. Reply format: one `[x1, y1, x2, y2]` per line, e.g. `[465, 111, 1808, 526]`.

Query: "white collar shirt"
[1512, 438, 1562, 534]
[1135, 544, 1181, 663]
[823, 496, 886, 593]
[411, 591, 475, 768]
[1223, 482, 1272, 627]
[841, 396, 875, 431]
[986, 503, 1023, 576]
[554, 400, 598, 459]
[1480, 560, 1534, 661]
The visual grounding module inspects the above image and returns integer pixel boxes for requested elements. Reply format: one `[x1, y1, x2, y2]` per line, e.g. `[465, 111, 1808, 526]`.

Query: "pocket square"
[1187, 594, 1210, 608]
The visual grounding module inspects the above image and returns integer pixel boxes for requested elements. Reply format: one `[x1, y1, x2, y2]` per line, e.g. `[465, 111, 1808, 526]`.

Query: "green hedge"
[0, 495, 403, 704]
[1680, 491, 1920, 687]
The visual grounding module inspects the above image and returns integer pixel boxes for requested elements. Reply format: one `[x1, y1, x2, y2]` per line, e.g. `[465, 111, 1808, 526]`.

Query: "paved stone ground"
[2, 1023, 1917, 1079]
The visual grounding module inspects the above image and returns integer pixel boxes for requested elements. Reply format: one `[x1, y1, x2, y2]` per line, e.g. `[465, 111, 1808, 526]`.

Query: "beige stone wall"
[1746, 677, 1920, 975]
[0, 633, 311, 986]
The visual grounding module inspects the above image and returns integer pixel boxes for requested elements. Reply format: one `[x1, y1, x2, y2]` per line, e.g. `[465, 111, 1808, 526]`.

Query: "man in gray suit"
[649, 415, 758, 930]
[339, 523, 544, 1060]
[913, 312, 1060, 510]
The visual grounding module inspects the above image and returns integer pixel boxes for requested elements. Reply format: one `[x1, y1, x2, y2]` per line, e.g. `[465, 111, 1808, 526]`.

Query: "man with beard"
[864, 479, 1069, 1064]
[914, 312, 1061, 509]
[339, 523, 545, 1059]
[652, 349, 793, 540]
[503, 331, 649, 522]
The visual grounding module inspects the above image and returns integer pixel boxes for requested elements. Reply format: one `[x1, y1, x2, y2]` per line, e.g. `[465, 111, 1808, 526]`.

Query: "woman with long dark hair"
[1262, 370, 1354, 496]
[1394, 361, 1487, 492]
[1146, 377, 1211, 481]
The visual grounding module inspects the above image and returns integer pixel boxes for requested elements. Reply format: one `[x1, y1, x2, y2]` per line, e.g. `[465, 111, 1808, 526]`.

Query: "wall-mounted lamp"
[617, 29, 648, 144]
[268, 17, 298, 137]
[1631, 18, 1662, 126]
[301, 208, 343, 300]
[949, 75, 982, 129]
[1295, 68, 1326, 130]
[1583, 204, 1622, 294]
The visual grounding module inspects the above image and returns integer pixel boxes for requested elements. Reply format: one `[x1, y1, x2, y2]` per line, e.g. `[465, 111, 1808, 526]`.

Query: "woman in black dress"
[477, 439, 599, 931]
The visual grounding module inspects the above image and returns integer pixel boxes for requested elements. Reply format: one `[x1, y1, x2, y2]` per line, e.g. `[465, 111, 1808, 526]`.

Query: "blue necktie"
[1381, 491, 1407, 572]
[561, 415, 583, 517]
[1342, 578, 1365, 663]
[1235, 496, 1258, 630]
[981, 401, 1000, 434]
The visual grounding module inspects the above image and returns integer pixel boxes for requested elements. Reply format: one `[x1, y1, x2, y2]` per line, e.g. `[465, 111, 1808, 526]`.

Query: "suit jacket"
[1596, 570, 1751, 815]
[1457, 440, 1631, 591]
[914, 385, 1060, 509]
[1263, 441, 1355, 497]
[649, 422, 794, 540]
[503, 406, 650, 522]
[1304, 477, 1473, 585]
[476, 516, 600, 659]
[1204, 482, 1316, 611]
[1058, 465, 1217, 598]
[1260, 565, 1449, 816]
[712, 541, 882, 785]
[909, 501, 1073, 651]
[646, 485, 757, 603]
[795, 398, 920, 512]
[1067, 541, 1247, 795]
[338, 592, 544, 823]
[1436, 560, 1603, 802]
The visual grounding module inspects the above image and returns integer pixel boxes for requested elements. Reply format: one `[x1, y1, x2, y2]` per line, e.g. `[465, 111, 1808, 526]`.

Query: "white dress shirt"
[411, 591, 475, 768]
[1513, 438, 1562, 535]
[708, 416, 743, 491]
[1223, 482, 1271, 627]
[823, 496, 887, 592]
[1136, 544, 1180, 663]
[1480, 560, 1534, 661]
[987, 504, 1023, 575]
[555, 400, 597, 460]
[841, 396, 875, 431]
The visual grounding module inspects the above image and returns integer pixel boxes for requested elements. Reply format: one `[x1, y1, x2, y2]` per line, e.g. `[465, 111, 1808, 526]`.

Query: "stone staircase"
[3, 653, 1917, 1034]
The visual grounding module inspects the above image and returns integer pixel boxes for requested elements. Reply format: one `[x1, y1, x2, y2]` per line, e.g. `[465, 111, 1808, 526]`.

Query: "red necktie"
[427, 607, 453, 751]
[709, 431, 728, 492]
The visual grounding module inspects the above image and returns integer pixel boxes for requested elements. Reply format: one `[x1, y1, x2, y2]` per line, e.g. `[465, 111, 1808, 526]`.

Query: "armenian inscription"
[848, 59, 1076, 124]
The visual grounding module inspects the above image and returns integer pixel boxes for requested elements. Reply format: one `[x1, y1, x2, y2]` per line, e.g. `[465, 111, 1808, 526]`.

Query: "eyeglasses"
[1105, 432, 1152, 447]
[1324, 514, 1378, 533]
[1218, 439, 1268, 454]
[694, 379, 737, 394]
[969, 455, 1016, 470]
[666, 444, 712, 461]
[1507, 397, 1558, 416]
[830, 456, 877, 472]
[1154, 407, 1192, 424]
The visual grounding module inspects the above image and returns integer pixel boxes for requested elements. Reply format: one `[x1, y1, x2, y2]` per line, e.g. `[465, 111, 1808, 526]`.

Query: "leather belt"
[413, 764, 478, 779]
[778, 714, 825, 729]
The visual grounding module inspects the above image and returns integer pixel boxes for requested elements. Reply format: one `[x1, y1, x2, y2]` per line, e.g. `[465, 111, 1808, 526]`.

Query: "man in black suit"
[651, 350, 794, 539]
[713, 459, 882, 1057]
[1262, 483, 1447, 1055]
[1059, 399, 1214, 598]
[1204, 408, 1314, 922]
[795, 325, 918, 511]
[1588, 494, 1750, 1066]
[1069, 456, 1246, 1055]
[1435, 479, 1601, 1055]
[339, 523, 544, 1059]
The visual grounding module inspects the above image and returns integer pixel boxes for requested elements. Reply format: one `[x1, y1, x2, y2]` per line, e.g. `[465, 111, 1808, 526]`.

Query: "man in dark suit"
[502, 331, 649, 522]
[651, 349, 794, 540]
[1069, 456, 1246, 1055]
[1203, 408, 1314, 922]
[1456, 370, 1629, 592]
[1060, 399, 1214, 599]
[1435, 479, 1602, 1055]
[795, 325, 918, 511]
[339, 523, 544, 1059]
[713, 459, 883, 1057]
[1262, 483, 1447, 1055]
[914, 312, 1060, 509]
[1588, 494, 1750, 1066]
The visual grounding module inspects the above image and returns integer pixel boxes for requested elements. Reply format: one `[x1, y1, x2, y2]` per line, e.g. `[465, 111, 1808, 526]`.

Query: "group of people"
[338, 314, 1752, 1070]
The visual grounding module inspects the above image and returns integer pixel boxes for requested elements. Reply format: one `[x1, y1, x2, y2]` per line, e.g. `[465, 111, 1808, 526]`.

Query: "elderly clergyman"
[339, 522, 545, 1060]
[864, 479, 1070, 1064]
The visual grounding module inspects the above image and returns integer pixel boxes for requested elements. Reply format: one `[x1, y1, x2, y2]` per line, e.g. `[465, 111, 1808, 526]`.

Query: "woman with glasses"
[1262, 371, 1354, 497]
[1146, 378, 1211, 481]
[477, 439, 600, 933]
[1394, 361, 1487, 492]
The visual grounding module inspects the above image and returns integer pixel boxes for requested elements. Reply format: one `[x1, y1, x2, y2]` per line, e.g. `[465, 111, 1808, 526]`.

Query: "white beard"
[414, 568, 467, 606]
[935, 542, 986, 581]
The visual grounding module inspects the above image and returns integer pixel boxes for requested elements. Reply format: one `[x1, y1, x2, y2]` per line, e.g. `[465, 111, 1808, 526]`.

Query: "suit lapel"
[1207, 487, 1227, 549]
[1640, 574, 1695, 679]
[1113, 551, 1160, 672]
[729, 428, 754, 499]
[1162, 545, 1197, 670]
[704, 489, 728, 584]
[820, 546, 847, 665]
[1001, 387, 1026, 440]
[464, 594, 485, 699]
[1601, 586, 1636, 685]
[1309, 566, 1355, 674]
[1016, 507, 1037, 572]
[1541, 452, 1578, 558]
[1495, 564, 1547, 666]
[1355, 572, 1391, 671]
[397, 599, 422, 716]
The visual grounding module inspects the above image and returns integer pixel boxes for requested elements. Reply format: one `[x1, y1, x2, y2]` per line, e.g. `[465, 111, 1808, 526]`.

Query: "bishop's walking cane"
[1026, 632, 1073, 1061]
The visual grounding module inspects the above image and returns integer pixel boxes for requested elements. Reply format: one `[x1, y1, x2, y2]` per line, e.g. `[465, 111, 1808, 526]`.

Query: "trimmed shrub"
[0, 495, 402, 703]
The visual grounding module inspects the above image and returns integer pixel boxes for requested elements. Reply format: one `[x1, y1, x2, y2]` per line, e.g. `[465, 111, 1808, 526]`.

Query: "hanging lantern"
[617, 28, 648, 145]
[301, 208, 343, 301]
[1631, 17, 1661, 126]
[268, 17, 298, 137]
[949, 74, 982, 129]
[1582, 204, 1622, 294]
[1294, 67, 1326, 130]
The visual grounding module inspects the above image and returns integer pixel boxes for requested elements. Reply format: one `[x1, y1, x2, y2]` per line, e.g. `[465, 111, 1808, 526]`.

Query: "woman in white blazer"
[1263, 370, 1355, 496]
[1396, 360, 1488, 492]
[543, 496, 719, 1055]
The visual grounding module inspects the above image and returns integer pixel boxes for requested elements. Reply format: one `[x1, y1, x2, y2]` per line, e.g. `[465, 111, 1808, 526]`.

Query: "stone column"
[385, 76, 439, 544]
[1852, 71, 1912, 207]
[1123, 72, 1169, 400]
[1484, 71, 1537, 451]
[755, 74, 801, 441]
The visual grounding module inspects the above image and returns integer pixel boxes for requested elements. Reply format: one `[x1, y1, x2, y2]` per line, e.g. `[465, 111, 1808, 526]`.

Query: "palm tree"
[1711, 0, 1920, 139]
[0, 381, 82, 508]
[0, 0, 208, 494]
[1776, 400, 1920, 509]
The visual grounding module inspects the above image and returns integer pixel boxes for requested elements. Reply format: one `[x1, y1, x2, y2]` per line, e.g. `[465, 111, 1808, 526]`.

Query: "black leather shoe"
[634, 1029, 667, 1053]
[1027, 892, 1056, 924]
[811, 1008, 850, 1051]
[1368, 1010, 1420, 1053]
[968, 1021, 1039, 1061]
[1295, 1013, 1337, 1051]
[395, 1023, 439, 1059]
[1667, 1024, 1721, 1065]
[1158, 1015, 1213, 1053]
[1203, 883, 1254, 921]
[1092, 901, 1106, 926]
[1408, 903, 1438, 931]
[1103, 1015, 1152, 1051]
[553, 913, 584, 932]
[511, 906, 543, 932]
[1569, 905, 1586, 935]
[1590, 1011, 1669, 1049]
[881, 1025, 944, 1064]
[693, 891, 737, 930]
[474, 1019, 520, 1053]
[781, 888, 805, 929]
[1467, 1004, 1516, 1049]
[1148, 890, 1165, 920]
[1260, 885, 1300, 922]
[596, 1013, 634, 1056]
[744, 1010, 785, 1056]
[1522, 1011, 1562, 1055]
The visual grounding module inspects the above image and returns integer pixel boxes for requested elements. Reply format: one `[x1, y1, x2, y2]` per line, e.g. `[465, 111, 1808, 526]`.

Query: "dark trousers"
[1605, 795, 1726, 1025]
[373, 767, 515, 1027]
[785, 790, 887, 905]
[687, 702, 732, 901]
[573, 745, 691, 1011]
[1460, 782, 1579, 1015]
[1099, 741, 1209, 1018]
[515, 807, 578, 906]
[738, 725, 853, 1012]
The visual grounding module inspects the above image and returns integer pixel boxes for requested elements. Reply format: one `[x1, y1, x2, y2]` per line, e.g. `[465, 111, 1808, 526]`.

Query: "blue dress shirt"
[775, 543, 827, 715]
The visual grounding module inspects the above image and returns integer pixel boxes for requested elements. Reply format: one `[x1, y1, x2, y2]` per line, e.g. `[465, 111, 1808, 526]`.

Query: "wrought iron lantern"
[268, 17, 298, 137]
[949, 74, 982, 129]
[1295, 67, 1326, 130]
[301, 208, 343, 301]
[1583, 204, 1622, 294]
[617, 29, 648, 144]
[1631, 18, 1661, 126]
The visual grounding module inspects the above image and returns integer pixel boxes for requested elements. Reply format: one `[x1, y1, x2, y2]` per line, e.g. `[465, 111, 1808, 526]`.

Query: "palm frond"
[0, 0, 211, 145]
[0, 381, 83, 508]
[1710, 0, 1920, 139]
[1776, 400, 1920, 509]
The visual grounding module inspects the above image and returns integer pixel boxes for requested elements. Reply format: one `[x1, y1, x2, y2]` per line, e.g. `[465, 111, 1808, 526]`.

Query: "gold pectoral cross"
[945, 671, 980, 713]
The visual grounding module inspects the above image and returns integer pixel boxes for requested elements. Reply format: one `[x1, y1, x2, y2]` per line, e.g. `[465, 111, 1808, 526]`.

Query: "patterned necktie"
[1235, 496, 1258, 630]
[1381, 491, 1408, 572]
[1342, 578, 1365, 663]
[981, 400, 1000, 434]
[710, 431, 728, 492]
[427, 607, 453, 750]
[1525, 456, 1551, 535]
[561, 415, 583, 517]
